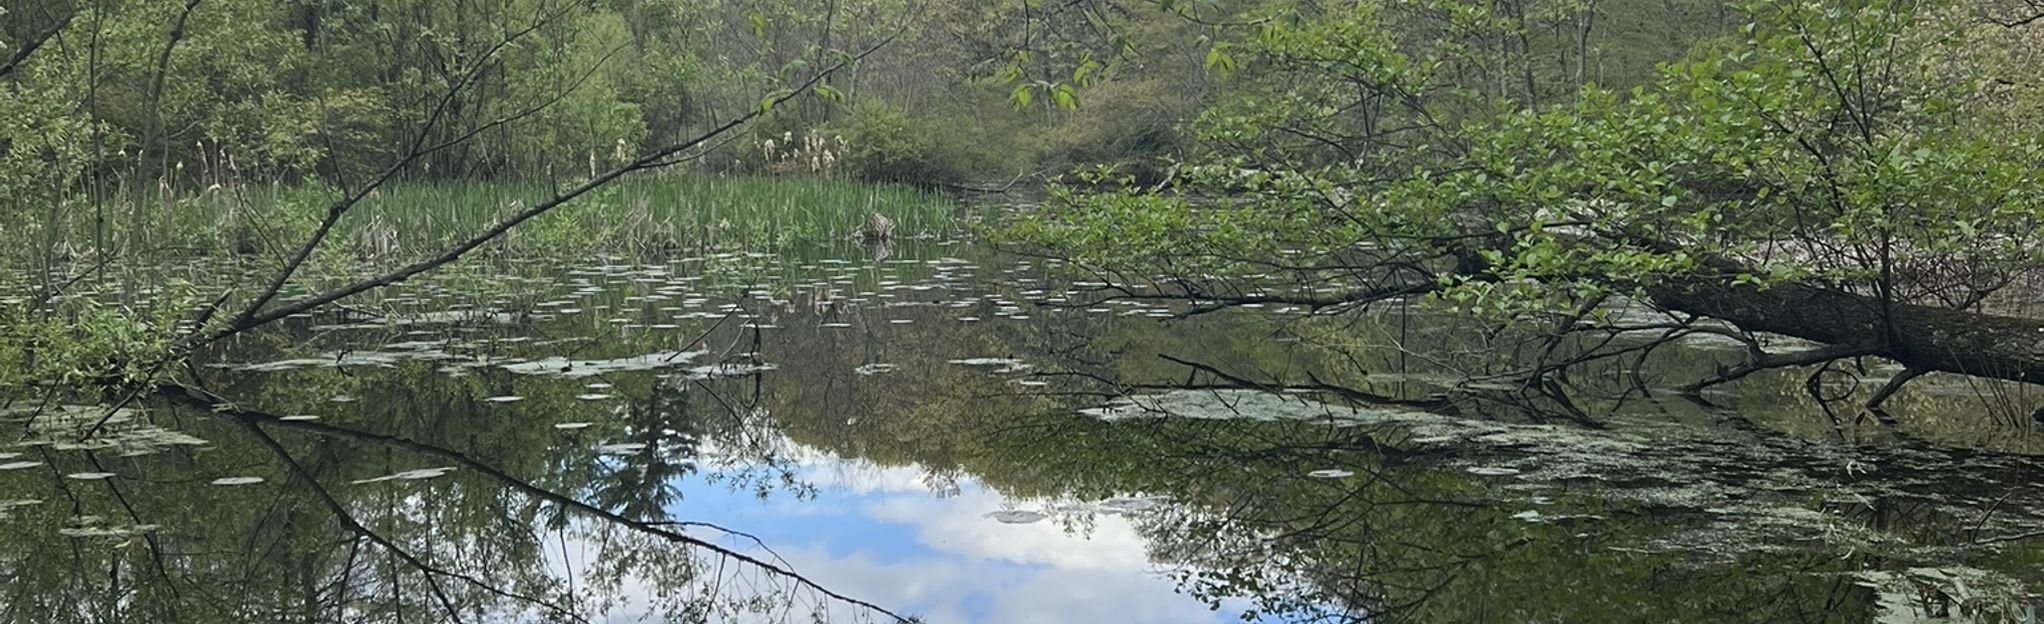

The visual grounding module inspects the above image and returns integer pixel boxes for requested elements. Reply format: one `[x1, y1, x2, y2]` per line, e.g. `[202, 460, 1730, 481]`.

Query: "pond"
[4, 201, 2044, 623]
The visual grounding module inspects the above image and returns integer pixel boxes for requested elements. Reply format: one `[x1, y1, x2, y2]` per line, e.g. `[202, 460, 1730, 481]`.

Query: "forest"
[3, 0, 2044, 622]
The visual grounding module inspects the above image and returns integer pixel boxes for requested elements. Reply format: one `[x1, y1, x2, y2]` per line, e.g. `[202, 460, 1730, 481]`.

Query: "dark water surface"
[5, 235, 2044, 623]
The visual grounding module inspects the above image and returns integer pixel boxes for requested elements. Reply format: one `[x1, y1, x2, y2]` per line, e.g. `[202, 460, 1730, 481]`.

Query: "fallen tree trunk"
[1647, 276, 2044, 386]
[1074, 236, 2044, 388]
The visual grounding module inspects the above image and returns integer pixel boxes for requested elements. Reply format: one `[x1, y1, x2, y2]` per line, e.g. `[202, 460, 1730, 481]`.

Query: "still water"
[5, 232, 2044, 623]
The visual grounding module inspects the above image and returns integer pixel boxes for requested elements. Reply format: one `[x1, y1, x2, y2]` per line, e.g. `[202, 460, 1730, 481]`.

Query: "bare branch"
[189, 36, 892, 348]
[0, 11, 73, 78]
[1863, 366, 1927, 411]
[226, 2, 593, 328]
[1679, 342, 1881, 394]
[1155, 354, 1450, 410]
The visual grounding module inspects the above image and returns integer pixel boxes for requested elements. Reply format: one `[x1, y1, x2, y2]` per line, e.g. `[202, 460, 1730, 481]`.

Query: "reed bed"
[19, 174, 957, 265]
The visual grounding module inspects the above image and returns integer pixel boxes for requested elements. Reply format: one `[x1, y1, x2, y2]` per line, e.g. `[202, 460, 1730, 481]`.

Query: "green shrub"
[1039, 78, 1189, 171]
[826, 100, 952, 184]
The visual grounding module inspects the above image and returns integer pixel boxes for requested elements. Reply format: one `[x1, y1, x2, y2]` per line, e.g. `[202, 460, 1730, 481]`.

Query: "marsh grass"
[21, 175, 956, 266]
[345, 175, 956, 253]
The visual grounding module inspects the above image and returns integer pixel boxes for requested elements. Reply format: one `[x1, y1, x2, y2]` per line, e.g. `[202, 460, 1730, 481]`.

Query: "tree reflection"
[2, 246, 2039, 623]
[588, 379, 700, 521]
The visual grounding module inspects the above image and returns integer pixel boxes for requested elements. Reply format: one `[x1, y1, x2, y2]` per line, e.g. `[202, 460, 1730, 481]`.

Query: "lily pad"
[948, 358, 1032, 374]
[1465, 466, 1522, 477]
[1096, 496, 1167, 514]
[985, 509, 1048, 524]
[685, 362, 779, 380]
[60, 524, 161, 538]
[500, 350, 705, 379]
[352, 467, 456, 484]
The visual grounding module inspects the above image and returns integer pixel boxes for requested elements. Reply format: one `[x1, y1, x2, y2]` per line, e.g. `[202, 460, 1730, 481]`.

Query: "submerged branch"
[1678, 342, 1883, 394]
[1155, 354, 1451, 411]
[1863, 367, 1928, 411]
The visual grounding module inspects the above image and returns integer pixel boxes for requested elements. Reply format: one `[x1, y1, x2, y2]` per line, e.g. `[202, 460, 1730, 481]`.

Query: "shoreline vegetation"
[4, 174, 960, 267]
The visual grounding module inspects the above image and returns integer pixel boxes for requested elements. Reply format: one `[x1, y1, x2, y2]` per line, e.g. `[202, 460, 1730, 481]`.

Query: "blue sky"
[644, 454, 1254, 624]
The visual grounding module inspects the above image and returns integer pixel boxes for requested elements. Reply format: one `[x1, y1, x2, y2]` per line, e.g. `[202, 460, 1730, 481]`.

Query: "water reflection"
[1, 239, 2040, 622]
[679, 456, 1244, 624]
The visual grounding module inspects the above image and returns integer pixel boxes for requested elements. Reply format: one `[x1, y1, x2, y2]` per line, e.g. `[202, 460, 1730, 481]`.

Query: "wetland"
[11, 1, 2044, 621]
[4, 199, 2042, 622]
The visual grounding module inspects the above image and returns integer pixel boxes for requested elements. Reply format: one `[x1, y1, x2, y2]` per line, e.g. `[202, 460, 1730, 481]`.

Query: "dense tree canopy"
[1005, 0, 2044, 411]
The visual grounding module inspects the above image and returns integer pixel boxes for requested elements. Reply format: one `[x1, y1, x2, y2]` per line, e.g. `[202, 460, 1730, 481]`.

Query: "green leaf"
[1009, 84, 1035, 109]
[1204, 45, 1236, 76]
[777, 59, 809, 80]
[1072, 54, 1101, 88]
[756, 89, 793, 115]
[1053, 84, 1078, 109]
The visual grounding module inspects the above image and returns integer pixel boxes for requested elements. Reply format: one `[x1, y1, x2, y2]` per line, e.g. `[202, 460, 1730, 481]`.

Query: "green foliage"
[257, 88, 398, 183]
[1012, 0, 2044, 326]
[1039, 79, 1190, 169]
[0, 290, 197, 389]
[824, 100, 950, 184]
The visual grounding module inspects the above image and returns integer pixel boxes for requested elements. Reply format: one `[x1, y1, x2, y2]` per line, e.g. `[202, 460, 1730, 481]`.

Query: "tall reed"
[12, 174, 958, 265]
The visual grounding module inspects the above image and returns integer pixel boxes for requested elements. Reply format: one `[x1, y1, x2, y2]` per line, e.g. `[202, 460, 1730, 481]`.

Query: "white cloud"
[798, 460, 932, 495]
[540, 438, 1245, 623]
[760, 545, 1223, 624]
[861, 487, 1154, 572]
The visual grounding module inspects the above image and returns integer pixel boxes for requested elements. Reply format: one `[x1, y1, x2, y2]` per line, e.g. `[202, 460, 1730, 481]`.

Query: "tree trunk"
[1648, 276, 2044, 385]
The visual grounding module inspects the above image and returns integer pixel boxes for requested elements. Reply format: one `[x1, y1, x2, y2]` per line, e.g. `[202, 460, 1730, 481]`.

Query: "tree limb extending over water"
[190, 31, 896, 351]
[221, 1, 596, 332]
